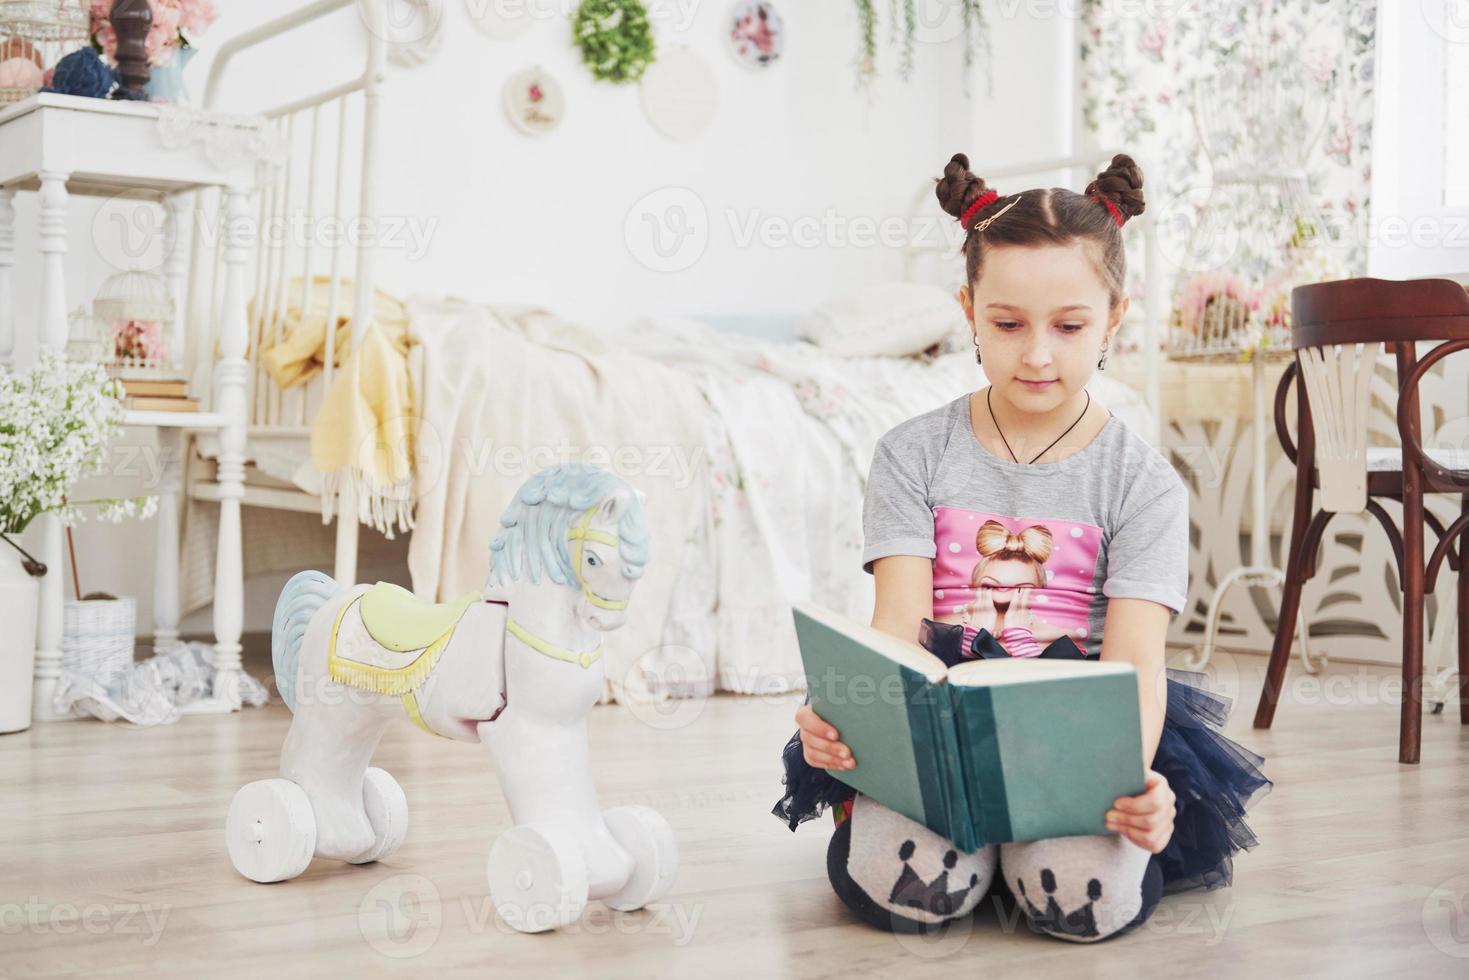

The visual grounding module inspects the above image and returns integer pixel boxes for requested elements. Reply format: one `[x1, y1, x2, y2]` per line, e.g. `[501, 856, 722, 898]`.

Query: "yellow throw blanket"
[256, 276, 417, 536]
[258, 276, 410, 388]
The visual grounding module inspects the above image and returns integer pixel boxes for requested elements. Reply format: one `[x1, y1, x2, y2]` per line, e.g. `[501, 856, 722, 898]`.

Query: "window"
[1370, 0, 1469, 279]
[1443, 7, 1469, 207]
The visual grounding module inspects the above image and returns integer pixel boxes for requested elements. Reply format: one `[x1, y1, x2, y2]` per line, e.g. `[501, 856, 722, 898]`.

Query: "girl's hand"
[968, 587, 997, 631]
[1106, 769, 1175, 854]
[796, 703, 855, 770]
[1009, 586, 1036, 631]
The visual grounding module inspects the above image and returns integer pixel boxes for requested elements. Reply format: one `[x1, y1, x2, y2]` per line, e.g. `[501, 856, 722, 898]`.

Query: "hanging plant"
[854, 0, 877, 88]
[958, 0, 991, 84]
[889, 0, 916, 80]
[571, 0, 656, 84]
[852, 0, 991, 93]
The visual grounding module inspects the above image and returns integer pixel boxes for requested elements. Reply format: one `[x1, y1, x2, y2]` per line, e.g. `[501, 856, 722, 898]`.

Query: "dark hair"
[933, 152, 1145, 312]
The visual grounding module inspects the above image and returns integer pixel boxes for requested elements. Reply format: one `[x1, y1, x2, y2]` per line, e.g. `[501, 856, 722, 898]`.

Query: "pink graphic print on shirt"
[931, 506, 1103, 657]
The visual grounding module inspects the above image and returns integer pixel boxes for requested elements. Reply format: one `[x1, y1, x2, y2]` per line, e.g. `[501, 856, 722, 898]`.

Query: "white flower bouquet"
[0, 350, 156, 556]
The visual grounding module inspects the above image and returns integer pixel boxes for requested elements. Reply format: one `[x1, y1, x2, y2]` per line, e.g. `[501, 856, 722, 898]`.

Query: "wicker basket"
[61, 596, 137, 683]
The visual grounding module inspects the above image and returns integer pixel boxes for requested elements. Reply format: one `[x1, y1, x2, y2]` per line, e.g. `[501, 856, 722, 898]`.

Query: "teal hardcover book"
[793, 601, 1146, 853]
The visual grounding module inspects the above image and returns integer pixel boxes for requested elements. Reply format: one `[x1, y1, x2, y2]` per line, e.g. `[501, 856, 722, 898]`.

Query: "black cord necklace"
[987, 387, 1091, 464]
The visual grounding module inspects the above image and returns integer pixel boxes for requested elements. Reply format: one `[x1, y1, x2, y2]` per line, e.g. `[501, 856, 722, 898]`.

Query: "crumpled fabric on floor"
[53, 641, 269, 726]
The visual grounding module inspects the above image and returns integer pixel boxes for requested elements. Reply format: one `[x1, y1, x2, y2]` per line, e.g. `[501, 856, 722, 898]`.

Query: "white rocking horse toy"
[225, 463, 678, 933]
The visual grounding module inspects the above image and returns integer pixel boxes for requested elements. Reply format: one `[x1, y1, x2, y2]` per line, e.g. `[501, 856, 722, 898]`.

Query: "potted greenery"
[0, 350, 153, 733]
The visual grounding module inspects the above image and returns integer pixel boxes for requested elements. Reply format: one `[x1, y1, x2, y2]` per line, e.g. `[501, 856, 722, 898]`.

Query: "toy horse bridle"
[504, 505, 626, 670]
[565, 505, 629, 613]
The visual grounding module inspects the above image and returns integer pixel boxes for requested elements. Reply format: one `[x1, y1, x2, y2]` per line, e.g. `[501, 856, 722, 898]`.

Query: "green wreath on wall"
[571, 0, 657, 84]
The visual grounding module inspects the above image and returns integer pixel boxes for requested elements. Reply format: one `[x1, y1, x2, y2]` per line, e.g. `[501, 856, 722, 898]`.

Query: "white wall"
[9, 0, 1079, 635]
[189, 0, 986, 326]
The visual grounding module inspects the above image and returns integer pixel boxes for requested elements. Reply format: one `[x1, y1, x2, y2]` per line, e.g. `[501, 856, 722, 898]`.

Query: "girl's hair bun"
[1083, 153, 1146, 223]
[935, 152, 995, 223]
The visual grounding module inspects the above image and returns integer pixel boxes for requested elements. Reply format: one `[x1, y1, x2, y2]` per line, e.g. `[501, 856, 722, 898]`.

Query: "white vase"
[0, 551, 39, 734]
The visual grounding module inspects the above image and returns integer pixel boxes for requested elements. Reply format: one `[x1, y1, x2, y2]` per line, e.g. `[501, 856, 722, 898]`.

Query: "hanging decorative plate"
[639, 45, 716, 142]
[385, 0, 445, 68]
[467, 0, 536, 39]
[726, 1, 784, 69]
[503, 65, 566, 136]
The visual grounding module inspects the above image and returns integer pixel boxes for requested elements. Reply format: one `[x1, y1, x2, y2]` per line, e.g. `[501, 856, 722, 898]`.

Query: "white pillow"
[799, 282, 968, 357]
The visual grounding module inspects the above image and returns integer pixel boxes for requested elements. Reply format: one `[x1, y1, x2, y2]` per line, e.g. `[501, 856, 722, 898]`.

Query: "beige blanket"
[403, 296, 708, 703]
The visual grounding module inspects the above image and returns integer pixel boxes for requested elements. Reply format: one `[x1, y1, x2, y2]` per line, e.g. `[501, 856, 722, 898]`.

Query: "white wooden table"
[0, 92, 258, 719]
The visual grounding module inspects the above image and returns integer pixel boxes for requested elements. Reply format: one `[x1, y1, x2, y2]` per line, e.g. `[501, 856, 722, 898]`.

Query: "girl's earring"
[1097, 338, 1110, 371]
[974, 343, 982, 366]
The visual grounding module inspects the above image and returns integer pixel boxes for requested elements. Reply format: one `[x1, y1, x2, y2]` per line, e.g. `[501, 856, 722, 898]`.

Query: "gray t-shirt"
[861, 392, 1189, 658]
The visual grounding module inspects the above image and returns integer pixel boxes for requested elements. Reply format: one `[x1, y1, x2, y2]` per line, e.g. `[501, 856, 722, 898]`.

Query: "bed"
[174, 0, 1167, 702]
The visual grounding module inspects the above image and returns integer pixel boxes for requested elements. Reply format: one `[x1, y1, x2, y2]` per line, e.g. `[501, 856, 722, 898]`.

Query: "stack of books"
[119, 377, 198, 413]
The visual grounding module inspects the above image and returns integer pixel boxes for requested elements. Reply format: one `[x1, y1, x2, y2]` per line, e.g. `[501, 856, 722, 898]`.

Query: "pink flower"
[732, 10, 777, 55]
[1325, 113, 1355, 160]
[1175, 271, 1254, 335]
[1138, 21, 1167, 57]
[112, 320, 167, 362]
[176, 0, 217, 37]
[90, 0, 212, 66]
[1304, 48, 1334, 87]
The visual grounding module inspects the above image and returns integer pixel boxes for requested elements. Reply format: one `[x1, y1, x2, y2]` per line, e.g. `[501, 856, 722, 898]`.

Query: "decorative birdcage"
[64, 304, 108, 363]
[0, 1, 90, 105]
[93, 268, 177, 378]
[1164, 48, 1340, 364]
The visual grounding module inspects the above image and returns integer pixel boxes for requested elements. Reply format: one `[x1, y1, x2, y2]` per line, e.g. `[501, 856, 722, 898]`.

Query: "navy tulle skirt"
[772, 621, 1274, 895]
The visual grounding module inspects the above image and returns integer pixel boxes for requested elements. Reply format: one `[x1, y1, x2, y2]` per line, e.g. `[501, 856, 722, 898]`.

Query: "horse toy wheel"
[226, 779, 317, 883]
[602, 805, 679, 911]
[348, 768, 409, 865]
[486, 825, 590, 933]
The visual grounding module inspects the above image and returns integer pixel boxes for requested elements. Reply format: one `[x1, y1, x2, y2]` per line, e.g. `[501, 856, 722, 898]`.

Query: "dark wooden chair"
[1253, 277, 1469, 764]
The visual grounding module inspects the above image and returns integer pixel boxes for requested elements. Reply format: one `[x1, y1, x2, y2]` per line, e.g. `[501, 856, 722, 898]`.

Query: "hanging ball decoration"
[467, 0, 535, 39]
[385, 0, 445, 68]
[571, 0, 656, 84]
[42, 48, 116, 99]
[504, 66, 567, 137]
[0, 57, 44, 89]
[640, 45, 716, 142]
[726, 1, 785, 70]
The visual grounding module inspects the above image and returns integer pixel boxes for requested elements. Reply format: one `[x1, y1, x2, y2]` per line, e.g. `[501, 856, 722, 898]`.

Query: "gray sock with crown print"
[826, 793, 998, 933]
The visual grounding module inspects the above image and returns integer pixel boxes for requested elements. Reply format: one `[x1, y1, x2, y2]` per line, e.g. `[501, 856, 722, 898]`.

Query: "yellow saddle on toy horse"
[328, 582, 480, 699]
[360, 583, 479, 652]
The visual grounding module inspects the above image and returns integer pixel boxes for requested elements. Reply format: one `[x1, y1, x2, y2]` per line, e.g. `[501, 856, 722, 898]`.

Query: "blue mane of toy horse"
[488, 463, 649, 588]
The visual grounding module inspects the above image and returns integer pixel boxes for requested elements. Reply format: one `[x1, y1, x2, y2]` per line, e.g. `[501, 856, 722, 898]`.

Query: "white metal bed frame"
[188, 0, 387, 587]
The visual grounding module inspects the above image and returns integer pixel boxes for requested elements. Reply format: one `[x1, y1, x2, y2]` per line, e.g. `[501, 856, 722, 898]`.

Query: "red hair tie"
[960, 189, 1000, 230]
[1091, 192, 1125, 228]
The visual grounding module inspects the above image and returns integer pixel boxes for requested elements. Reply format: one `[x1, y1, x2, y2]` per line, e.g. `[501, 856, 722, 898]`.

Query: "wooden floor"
[4, 647, 1469, 979]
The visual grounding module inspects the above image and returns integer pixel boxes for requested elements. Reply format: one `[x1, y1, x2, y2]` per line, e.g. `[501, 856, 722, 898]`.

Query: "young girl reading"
[772, 153, 1272, 942]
